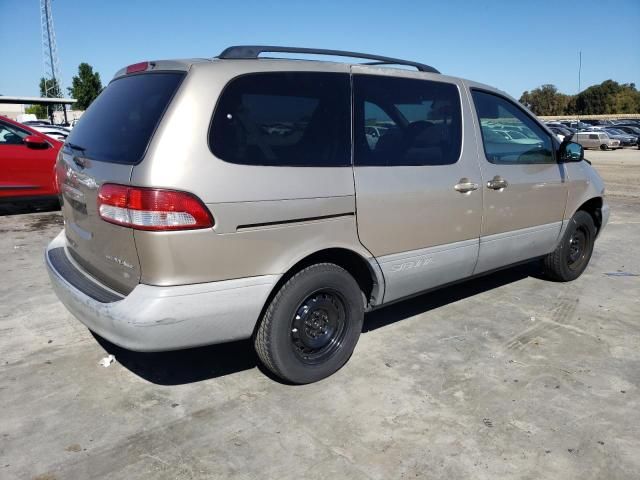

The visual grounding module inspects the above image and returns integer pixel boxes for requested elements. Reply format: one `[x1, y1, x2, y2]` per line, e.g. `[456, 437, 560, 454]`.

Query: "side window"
[354, 75, 462, 166]
[210, 72, 350, 166]
[471, 90, 554, 165]
[0, 122, 30, 145]
[589, 134, 598, 140]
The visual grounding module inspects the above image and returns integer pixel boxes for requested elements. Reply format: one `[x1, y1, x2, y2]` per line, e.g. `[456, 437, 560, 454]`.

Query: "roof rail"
[217, 45, 440, 74]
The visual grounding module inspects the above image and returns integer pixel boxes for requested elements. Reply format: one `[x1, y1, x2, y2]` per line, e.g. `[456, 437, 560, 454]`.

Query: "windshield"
[65, 72, 184, 164]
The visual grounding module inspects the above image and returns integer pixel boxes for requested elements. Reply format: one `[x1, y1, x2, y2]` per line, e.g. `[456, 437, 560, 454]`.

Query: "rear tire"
[543, 210, 596, 282]
[254, 263, 364, 384]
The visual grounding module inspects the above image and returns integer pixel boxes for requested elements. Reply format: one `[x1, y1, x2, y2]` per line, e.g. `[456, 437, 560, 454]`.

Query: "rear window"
[209, 72, 350, 166]
[65, 72, 184, 164]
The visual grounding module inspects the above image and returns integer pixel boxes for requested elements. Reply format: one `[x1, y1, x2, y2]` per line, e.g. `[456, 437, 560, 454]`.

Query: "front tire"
[254, 263, 364, 384]
[543, 210, 596, 282]
[600, 144, 608, 151]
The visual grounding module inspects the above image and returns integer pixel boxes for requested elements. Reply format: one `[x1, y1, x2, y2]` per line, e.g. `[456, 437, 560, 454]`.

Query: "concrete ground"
[1, 148, 639, 480]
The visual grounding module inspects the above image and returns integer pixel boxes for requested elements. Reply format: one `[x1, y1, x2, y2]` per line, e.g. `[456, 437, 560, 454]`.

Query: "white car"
[30, 125, 70, 141]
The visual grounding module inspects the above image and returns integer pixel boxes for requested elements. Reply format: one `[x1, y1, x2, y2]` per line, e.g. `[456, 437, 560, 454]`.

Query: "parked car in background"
[29, 125, 71, 142]
[547, 126, 568, 142]
[550, 125, 575, 137]
[16, 114, 41, 124]
[0, 115, 62, 204]
[613, 120, 640, 128]
[581, 119, 613, 126]
[615, 125, 640, 145]
[602, 128, 637, 146]
[559, 120, 592, 131]
[612, 125, 640, 137]
[575, 131, 620, 150]
[23, 120, 52, 126]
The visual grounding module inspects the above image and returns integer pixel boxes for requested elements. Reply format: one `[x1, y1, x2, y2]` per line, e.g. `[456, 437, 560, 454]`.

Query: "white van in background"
[575, 131, 621, 150]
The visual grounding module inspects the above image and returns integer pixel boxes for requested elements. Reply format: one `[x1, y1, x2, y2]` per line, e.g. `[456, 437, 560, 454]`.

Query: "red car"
[0, 115, 62, 204]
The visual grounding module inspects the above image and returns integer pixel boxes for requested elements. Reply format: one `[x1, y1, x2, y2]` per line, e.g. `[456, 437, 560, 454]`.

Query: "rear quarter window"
[65, 72, 185, 164]
[209, 72, 351, 167]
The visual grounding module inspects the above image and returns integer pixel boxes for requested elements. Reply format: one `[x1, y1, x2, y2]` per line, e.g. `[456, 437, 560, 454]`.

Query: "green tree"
[68, 63, 103, 110]
[519, 84, 569, 116]
[39, 77, 63, 118]
[611, 87, 640, 113]
[25, 104, 48, 119]
[39, 77, 62, 99]
[573, 80, 640, 115]
[520, 80, 640, 116]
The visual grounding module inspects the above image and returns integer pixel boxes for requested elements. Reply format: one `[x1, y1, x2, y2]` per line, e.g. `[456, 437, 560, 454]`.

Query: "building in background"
[0, 103, 26, 120]
[0, 96, 81, 124]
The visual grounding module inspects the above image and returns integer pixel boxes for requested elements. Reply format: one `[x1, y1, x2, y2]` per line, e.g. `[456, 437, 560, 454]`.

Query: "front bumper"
[45, 230, 278, 351]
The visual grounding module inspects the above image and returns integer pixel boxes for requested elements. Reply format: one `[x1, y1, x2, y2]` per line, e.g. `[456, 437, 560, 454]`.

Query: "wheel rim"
[290, 289, 348, 364]
[567, 227, 588, 271]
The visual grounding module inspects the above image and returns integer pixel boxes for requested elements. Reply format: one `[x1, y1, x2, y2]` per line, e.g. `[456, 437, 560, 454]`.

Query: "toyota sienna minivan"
[46, 46, 609, 383]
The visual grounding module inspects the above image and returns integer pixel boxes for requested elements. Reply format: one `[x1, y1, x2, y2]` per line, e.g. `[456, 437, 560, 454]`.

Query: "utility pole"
[40, 0, 67, 124]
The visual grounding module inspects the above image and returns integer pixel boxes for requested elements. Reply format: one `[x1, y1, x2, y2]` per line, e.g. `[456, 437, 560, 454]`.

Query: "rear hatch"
[58, 71, 185, 294]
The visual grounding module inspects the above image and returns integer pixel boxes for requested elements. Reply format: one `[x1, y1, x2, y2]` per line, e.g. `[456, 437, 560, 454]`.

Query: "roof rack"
[217, 45, 440, 74]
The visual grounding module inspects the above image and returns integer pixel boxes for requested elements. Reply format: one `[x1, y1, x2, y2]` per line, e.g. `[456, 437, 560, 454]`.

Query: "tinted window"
[65, 72, 184, 164]
[210, 72, 350, 166]
[354, 75, 461, 166]
[472, 90, 553, 165]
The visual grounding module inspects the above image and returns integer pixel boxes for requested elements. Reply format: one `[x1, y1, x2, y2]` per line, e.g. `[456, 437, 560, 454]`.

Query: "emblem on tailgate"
[105, 255, 134, 269]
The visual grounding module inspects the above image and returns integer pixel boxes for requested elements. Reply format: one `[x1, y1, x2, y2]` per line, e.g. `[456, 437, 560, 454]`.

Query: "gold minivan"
[46, 46, 609, 383]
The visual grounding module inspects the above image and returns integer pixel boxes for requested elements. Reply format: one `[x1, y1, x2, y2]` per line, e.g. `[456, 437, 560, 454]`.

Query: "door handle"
[487, 176, 508, 190]
[454, 178, 479, 193]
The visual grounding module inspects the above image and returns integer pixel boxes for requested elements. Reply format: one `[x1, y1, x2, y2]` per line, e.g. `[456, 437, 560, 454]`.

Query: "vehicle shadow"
[364, 261, 540, 332]
[92, 334, 261, 386]
[93, 261, 542, 386]
[0, 200, 60, 216]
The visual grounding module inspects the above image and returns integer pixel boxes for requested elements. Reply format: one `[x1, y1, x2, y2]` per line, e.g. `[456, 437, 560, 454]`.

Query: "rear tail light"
[98, 184, 214, 231]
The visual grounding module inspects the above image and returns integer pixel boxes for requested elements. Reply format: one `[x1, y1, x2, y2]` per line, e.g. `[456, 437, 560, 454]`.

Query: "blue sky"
[1, 0, 639, 99]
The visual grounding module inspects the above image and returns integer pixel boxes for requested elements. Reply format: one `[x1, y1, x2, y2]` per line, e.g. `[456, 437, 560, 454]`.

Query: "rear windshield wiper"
[66, 142, 86, 152]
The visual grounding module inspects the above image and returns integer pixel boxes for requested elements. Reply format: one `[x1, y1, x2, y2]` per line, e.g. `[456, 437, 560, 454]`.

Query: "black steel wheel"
[567, 227, 588, 272]
[543, 210, 596, 282]
[254, 263, 364, 384]
[290, 289, 348, 364]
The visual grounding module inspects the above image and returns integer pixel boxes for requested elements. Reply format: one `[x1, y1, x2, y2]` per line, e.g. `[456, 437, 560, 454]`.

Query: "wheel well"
[577, 197, 603, 232]
[268, 248, 380, 309]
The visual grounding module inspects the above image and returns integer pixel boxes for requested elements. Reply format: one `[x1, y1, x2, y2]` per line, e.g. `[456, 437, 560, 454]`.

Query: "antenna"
[577, 50, 582, 127]
[40, 0, 65, 122]
[578, 51, 582, 94]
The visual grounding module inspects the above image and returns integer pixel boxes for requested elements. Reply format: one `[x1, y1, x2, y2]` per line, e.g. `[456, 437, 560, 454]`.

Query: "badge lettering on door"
[390, 256, 434, 273]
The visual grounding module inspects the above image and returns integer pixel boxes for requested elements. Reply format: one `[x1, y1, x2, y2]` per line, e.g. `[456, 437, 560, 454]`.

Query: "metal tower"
[40, 0, 64, 120]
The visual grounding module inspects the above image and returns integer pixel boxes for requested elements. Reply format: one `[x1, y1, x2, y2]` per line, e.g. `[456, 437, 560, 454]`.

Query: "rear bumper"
[45, 230, 278, 351]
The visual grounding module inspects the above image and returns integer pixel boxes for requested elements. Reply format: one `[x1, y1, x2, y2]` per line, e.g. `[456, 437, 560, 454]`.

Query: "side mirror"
[559, 140, 583, 162]
[23, 135, 49, 149]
